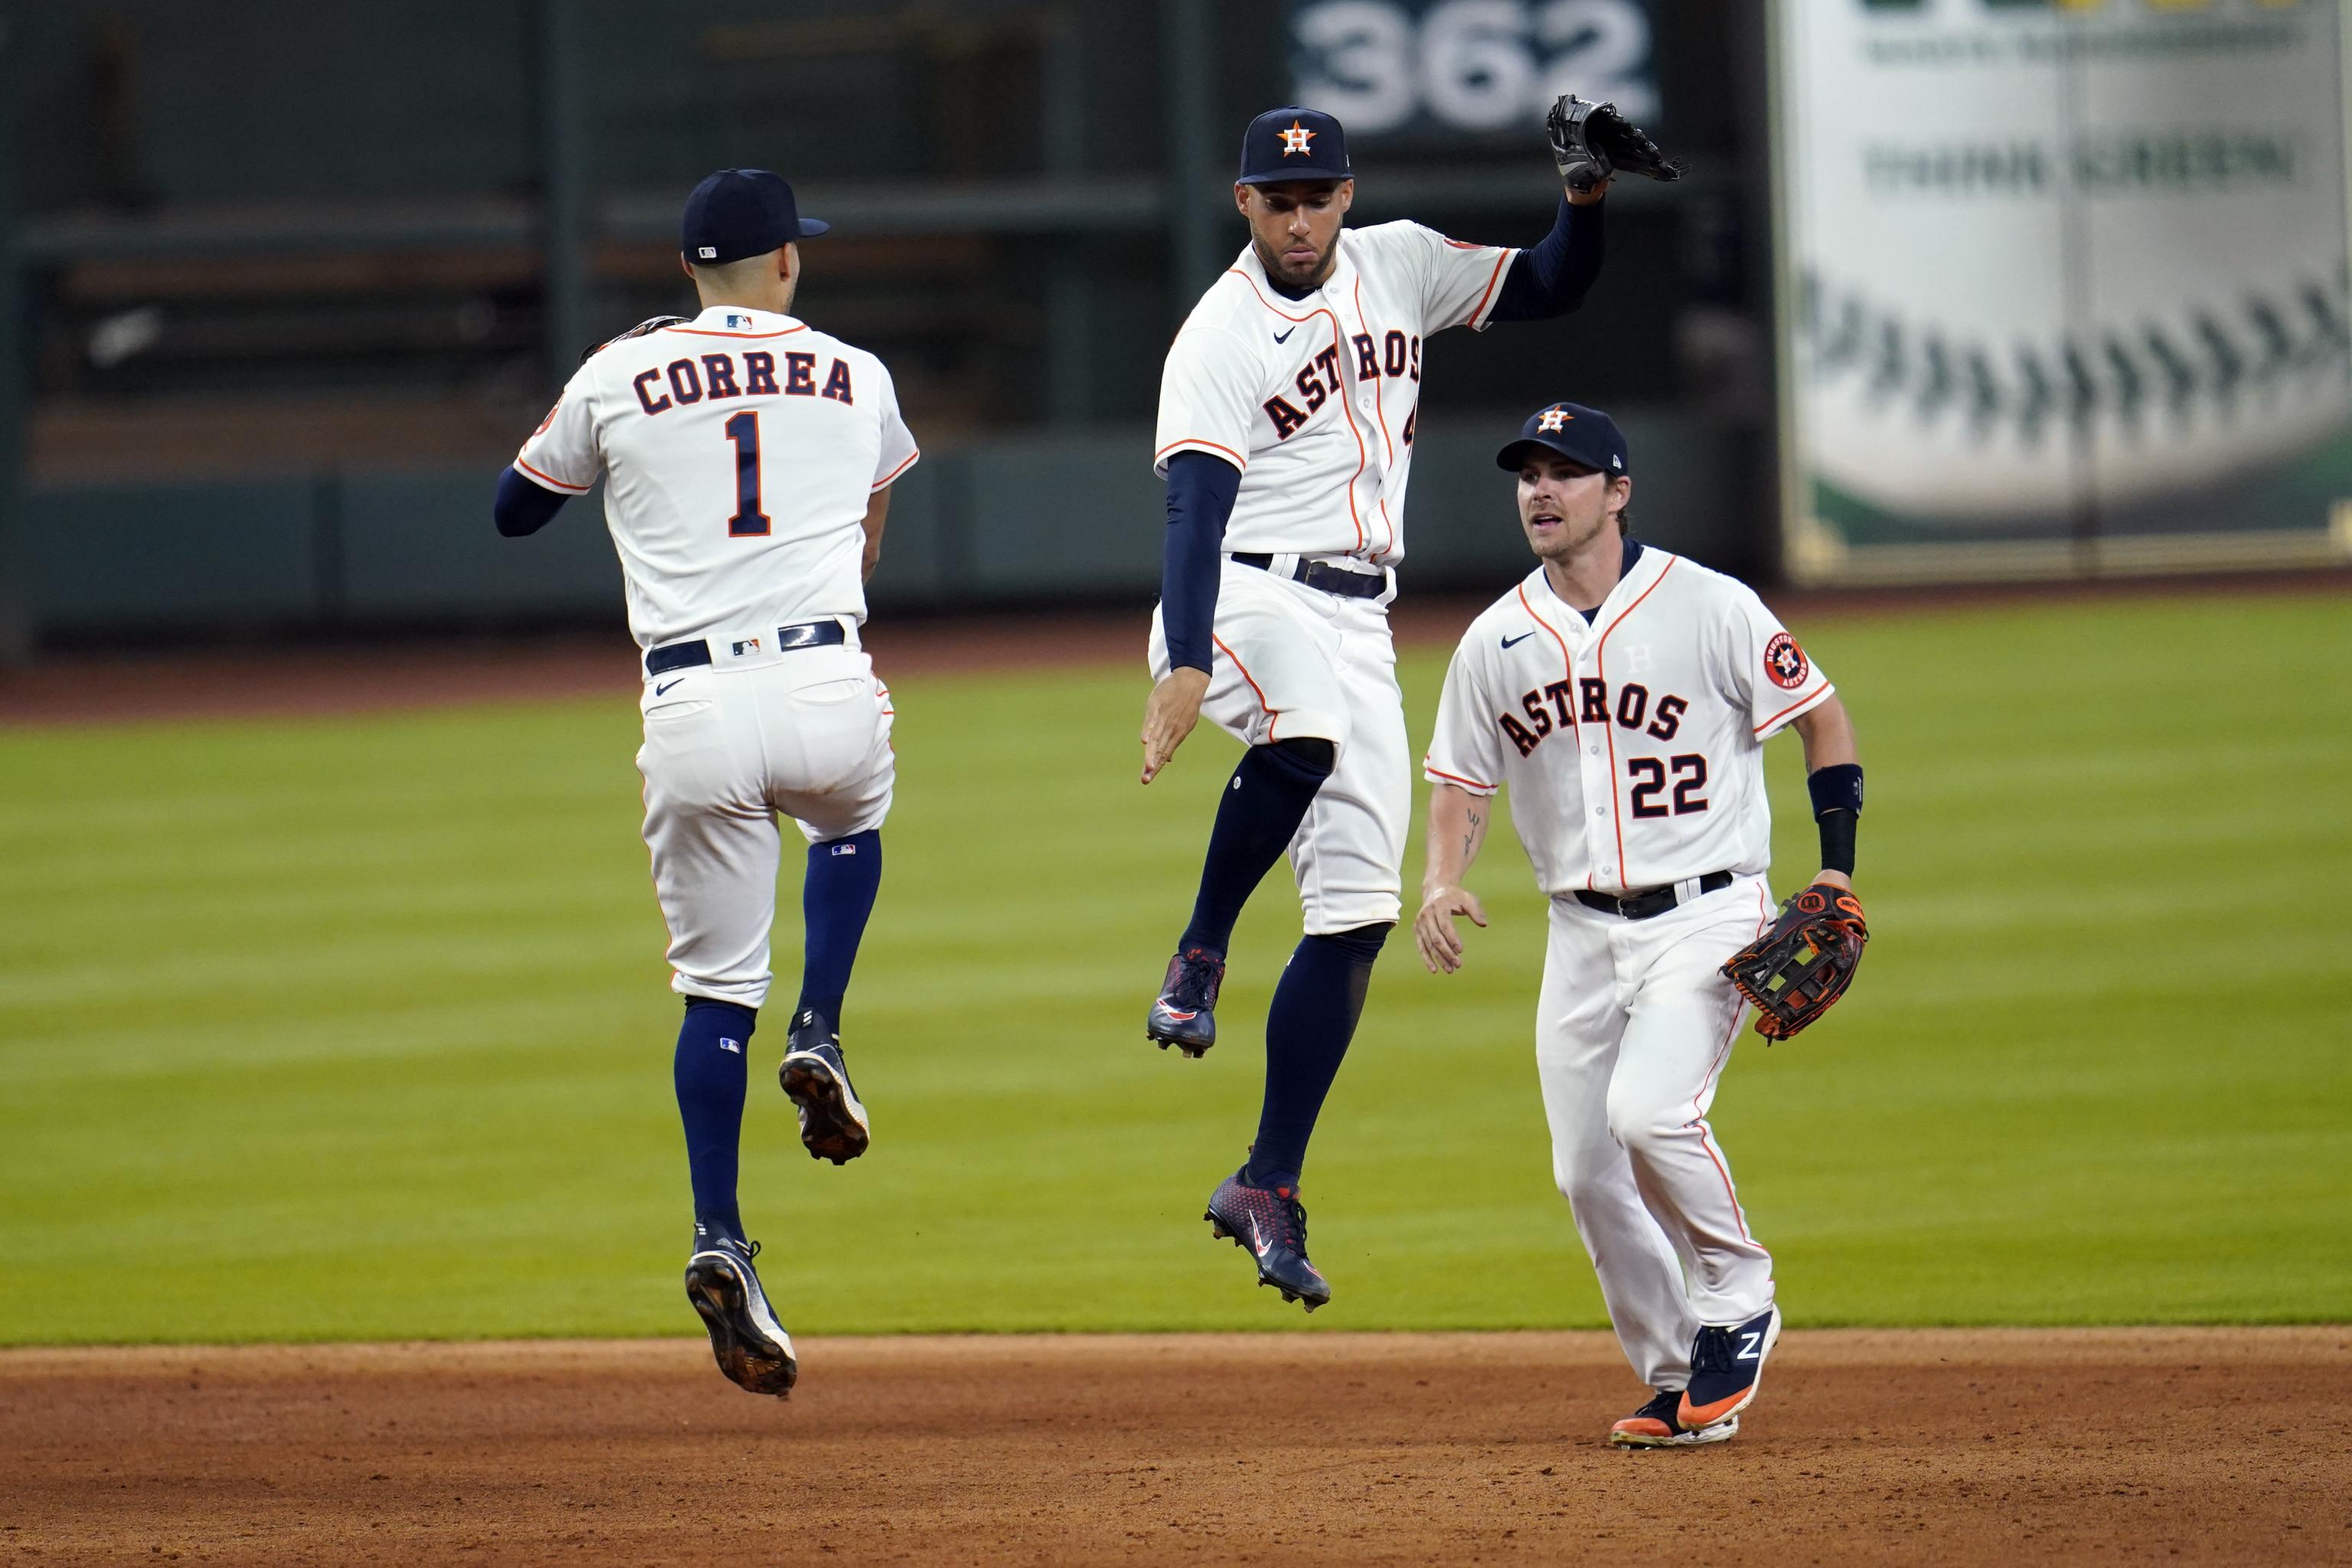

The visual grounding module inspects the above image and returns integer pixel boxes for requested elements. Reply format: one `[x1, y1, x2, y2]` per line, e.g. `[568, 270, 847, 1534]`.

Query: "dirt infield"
[5, 1330, 2345, 1566]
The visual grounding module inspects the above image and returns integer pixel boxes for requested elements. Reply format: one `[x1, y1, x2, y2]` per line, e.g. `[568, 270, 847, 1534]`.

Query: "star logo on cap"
[1280, 120, 1317, 156]
[1536, 406, 1572, 432]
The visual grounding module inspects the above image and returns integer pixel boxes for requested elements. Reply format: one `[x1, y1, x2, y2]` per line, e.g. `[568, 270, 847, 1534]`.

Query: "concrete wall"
[21, 410, 1746, 641]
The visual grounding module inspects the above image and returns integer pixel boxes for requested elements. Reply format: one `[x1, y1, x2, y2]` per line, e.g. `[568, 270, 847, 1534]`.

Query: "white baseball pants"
[1149, 557, 1406, 934]
[1536, 875, 1780, 1388]
[635, 629, 894, 1009]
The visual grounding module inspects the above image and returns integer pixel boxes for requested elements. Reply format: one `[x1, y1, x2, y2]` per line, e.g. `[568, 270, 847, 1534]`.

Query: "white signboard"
[1775, 0, 2352, 581]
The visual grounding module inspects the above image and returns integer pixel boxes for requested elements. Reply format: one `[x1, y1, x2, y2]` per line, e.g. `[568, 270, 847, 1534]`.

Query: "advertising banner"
[1775, 0, 2352, 582]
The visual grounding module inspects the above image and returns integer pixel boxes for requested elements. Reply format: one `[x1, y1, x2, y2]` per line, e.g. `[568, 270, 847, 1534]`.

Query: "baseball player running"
[494, 169, 918, 1397]
[1138, 102, 1681, 1310]
[1416, 402, 1867, 1445]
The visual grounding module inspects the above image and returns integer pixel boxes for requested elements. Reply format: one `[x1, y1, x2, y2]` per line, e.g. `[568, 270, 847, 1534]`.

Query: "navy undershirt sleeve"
[494, 466, 570, 537]
[1487, 197, 1606, 324]
[1161, 449, 1243, 675]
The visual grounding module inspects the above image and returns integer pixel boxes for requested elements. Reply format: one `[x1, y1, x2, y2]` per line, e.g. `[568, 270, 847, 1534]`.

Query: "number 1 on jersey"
[723, 411, 771, 536]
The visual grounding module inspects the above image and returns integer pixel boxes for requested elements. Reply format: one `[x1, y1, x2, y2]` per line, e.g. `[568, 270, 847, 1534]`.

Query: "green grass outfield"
[2, 592, 2348, 1344]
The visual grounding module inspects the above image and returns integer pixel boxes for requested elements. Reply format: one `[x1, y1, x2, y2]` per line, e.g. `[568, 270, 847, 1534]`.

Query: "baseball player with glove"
[1140, 100, 1680, 1311]
[1417, 402, 1865, 1445]
[495, 169, 917, 1398]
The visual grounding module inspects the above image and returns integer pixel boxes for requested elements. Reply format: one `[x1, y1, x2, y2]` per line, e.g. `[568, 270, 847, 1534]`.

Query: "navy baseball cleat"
[1147, 946, 1225, 1057]
[779, 1009, 870, 1165]
[1204, 1166, 1330, 1312]
[684, 1229, 797, 1397]
[1679, 1304, 1782, 1429]
[1609, 1387, 1738, 1448]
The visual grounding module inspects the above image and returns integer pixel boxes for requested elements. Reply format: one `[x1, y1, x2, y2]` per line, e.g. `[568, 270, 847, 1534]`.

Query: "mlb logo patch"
[727, 314, 751, 328]
[732, 636, 763, 656]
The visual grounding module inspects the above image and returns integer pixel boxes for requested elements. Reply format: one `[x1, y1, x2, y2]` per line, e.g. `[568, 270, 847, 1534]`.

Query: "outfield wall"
[21, 408, 1748, 641]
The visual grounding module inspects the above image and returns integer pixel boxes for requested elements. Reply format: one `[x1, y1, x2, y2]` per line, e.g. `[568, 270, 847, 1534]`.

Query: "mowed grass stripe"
[0, 593, 2346, 1341]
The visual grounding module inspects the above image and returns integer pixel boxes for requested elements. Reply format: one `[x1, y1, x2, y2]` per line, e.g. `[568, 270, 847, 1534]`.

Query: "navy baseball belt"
[1231, 553, 1387, 600]
[1575, 871, 1734, 920]
[645, 619, 846, 676]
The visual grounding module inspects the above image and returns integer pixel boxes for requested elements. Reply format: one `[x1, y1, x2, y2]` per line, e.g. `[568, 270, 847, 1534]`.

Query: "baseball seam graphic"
[1797, 267, 2350, 443]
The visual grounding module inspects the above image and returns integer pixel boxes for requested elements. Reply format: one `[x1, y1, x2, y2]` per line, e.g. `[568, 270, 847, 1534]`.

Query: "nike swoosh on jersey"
[1501, 632, 1537, 649]
[1273, 326, 1297, 344]
[655, 678, 687, 695]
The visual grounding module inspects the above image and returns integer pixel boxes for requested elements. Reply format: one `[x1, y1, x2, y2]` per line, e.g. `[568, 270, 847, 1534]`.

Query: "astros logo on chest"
[1260, 328, 1423, 441]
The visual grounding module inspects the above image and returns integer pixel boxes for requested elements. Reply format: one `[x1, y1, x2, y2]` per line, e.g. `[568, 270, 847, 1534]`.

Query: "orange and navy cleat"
[1609, 1387, 1738, 1447]
[1147, 946, 1225, 1057]
[1205, 1166, 1330, 1311]
[1679, 1305, 1782, 1429]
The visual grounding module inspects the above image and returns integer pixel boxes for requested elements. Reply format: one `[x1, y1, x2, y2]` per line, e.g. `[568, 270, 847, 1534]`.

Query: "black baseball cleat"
[684, 1229, 797, 1397]
[1609, 1387, 1738, 1448]
[779, 1009, 870, 1165]
[1147, 946, 1225, 1057]
[1204, 1166, 1331, 1312]
[1680, 1304, 1782, 1430]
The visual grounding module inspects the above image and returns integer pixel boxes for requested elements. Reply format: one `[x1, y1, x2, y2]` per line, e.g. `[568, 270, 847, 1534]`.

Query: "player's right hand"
[1414, 885, 1488, 975]
[1140, 667, 1211, 784]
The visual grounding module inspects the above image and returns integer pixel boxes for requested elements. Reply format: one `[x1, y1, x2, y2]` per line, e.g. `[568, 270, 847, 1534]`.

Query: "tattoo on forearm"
[1463, 808, 1481, 860]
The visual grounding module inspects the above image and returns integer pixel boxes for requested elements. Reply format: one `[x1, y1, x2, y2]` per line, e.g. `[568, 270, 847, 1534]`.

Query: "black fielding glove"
[1545, 95, 1685, 194]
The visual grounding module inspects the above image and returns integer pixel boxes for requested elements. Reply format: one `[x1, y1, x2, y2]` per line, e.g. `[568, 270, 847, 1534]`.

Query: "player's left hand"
[1546, 95, 1684, 196]
[1140, 667, 1211, 784]
[1414, 884, 1488, 975]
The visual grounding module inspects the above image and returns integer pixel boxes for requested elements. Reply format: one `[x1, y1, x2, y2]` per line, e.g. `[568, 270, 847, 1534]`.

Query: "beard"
[1253, 233, 1335, 289]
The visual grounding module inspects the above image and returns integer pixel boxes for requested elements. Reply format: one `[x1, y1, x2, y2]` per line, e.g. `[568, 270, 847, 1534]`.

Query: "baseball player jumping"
[495, 169, 918, 1397]
[1138, 101, 1681, 1310]
[1417, 402, 1868, 1445]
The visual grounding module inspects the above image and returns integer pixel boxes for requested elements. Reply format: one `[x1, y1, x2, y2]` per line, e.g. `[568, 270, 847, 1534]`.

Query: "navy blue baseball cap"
[681, 168, 828, 265]
[1497, 401, 1630, 476]
[1237, 106, 1353, 185]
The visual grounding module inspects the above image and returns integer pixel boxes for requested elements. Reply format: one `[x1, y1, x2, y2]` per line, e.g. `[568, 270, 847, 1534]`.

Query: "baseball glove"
[1545, 95, 1684, 194]
[580, 315, 690, 365]
[1720, 883, 1868, 1041]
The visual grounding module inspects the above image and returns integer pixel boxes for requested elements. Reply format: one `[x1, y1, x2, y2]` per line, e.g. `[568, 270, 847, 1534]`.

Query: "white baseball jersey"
[1152, 223, 1517, 567]
[514, 305, 919, 651]
[1423, 548, 1834, 896]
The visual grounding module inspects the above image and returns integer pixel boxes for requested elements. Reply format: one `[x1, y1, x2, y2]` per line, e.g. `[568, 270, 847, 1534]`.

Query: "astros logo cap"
[1238, 106, 1353, 186]
[681, 168, 830, 266]
[1495, 401, 1631, 475]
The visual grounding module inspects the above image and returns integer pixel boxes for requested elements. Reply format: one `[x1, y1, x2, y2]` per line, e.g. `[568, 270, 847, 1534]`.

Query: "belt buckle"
[1615, 893, 1639, 919]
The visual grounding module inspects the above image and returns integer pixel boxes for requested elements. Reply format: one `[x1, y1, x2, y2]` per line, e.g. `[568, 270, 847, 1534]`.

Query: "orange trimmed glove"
[1720, 883, 1868, 1041]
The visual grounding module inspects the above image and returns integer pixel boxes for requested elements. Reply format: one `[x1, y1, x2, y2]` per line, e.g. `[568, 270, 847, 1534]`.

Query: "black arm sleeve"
[494, 466, 570, 537]
[1161, 449, 1243, 676]
[1485, 197, 1606, 325]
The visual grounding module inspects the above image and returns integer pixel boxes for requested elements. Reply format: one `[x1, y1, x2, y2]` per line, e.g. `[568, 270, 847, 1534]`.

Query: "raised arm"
[1485, 192, 1607, 325]
[1414, 782, 1493, 974]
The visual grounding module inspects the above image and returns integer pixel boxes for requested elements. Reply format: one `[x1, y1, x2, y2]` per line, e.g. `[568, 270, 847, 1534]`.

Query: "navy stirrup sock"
[1248, 923, 1389, 1192]
[797, 828, 882, 1027]
[1178, 739, 1335, 955]
[675, 998, 757, 1240]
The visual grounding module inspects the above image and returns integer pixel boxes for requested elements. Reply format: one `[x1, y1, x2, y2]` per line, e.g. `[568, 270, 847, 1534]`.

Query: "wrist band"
[1817, 810, 1857, 876]
[1807, 763, 1863, 819]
